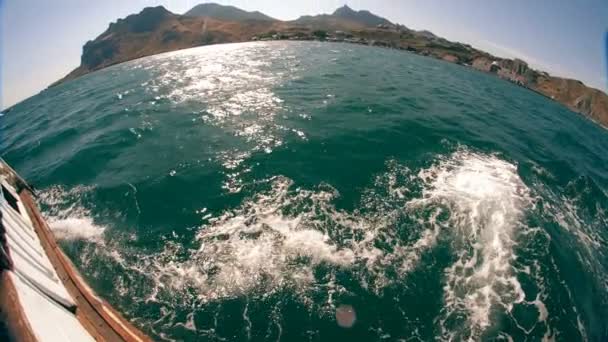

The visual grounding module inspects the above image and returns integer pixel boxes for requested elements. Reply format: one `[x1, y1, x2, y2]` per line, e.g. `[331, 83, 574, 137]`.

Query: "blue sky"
[1, 0, 607, 109]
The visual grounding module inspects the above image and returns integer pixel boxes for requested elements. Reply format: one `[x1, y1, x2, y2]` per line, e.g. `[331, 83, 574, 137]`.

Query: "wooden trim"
[19, 191, 151, 342]
[0, 270, 38, 342]
[0, 158, 36, 197]
[0, 211, 14, 271]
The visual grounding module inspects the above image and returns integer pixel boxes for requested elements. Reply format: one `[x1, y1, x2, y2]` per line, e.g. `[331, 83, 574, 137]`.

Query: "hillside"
[54, 6, 284, 84]
[184, 3, 275, 21]
[53, 4, 608, 129]
[292, 4, 391, 30]
[329, 5, 391, 27]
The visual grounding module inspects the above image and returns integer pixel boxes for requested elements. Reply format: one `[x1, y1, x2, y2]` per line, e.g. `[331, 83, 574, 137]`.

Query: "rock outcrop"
[471, 56, 608, 126]
[534, 76, 608, 126]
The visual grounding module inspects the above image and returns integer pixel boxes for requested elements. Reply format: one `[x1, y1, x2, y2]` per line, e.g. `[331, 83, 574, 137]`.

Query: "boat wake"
[37, 149, 593, 340]
[412, 151, 532, 339]
[37, 185, 106, 243]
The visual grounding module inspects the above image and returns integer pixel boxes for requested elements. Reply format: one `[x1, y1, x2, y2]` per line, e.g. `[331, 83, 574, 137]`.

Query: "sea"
[1, 41, 607, 341]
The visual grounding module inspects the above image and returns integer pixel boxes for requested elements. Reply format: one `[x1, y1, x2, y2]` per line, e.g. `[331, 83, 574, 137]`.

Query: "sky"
[1, 0, 607, 109]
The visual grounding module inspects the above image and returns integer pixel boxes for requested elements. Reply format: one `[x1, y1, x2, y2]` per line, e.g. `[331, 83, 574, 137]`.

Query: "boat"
[0, 158, 150, 341]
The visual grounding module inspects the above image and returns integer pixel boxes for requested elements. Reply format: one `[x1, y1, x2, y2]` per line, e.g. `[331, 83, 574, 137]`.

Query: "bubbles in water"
[38, 185, 106, 242]
[37, 149, 585, 340]
[413, 150, 532, 339]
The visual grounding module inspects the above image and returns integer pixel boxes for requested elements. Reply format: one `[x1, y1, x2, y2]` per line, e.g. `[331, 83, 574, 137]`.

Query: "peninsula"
[55, 4, 608, 128]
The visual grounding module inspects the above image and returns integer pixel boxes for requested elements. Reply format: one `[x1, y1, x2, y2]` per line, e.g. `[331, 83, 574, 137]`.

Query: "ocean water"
[1, 41, 607, 341]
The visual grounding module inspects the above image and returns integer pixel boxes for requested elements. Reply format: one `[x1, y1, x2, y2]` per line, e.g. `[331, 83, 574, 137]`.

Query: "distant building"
[490, 61, 501, 73]
[376, 24, 389, 29]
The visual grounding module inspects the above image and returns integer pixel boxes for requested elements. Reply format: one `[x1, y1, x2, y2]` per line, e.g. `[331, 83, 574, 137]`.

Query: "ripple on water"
[133, 43, 305, 193]
[36, 147, 579, 340]
[10, 42, 605, 341]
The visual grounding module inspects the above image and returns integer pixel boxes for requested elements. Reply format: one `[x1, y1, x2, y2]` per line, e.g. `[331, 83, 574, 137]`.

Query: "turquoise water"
[1, 41, 607, 341]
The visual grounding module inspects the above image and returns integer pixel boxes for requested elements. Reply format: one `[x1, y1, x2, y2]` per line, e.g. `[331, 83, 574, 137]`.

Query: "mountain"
[184, 3, 275, 21]
[55, 6, 283, 84]
[292, 4, 392, 29]
[332, 5, 392, 27]
[53, 4, 608, 129]
[414, 30, 437, 39]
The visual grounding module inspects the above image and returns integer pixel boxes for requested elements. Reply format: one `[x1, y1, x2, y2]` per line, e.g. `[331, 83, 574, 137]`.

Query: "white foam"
[147, 177, 360, 301]
[534, 296, 548, 322]
[34, 150, 547, 338]
[414, 150, 531, 338]
[38, 185, 106, 243]
[537, 179, 608, 311]
[138, 157, 463, 305]
[80, 160, 436, 308]
[47, 216, 106, 242]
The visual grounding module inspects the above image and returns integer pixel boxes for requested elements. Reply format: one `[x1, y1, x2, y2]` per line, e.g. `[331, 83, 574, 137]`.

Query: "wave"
[38, 185, 106, 242]
[36, 148, 603, 340]
[35, 158, 440, 304]
[411, 150, 533, 339]
[134, 43, 307, 195]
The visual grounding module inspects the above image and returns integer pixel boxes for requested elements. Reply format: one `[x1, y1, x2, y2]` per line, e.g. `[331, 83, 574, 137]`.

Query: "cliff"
[470, 56, 608, 127]
[54, 6, 283, 85]
[534, 76, 608, 125]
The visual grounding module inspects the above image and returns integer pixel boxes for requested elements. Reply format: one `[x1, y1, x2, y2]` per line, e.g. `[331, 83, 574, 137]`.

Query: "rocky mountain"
[53, 3, 608, 129]
[185, 3, 275, 21]
[54, 6, 283, 84]
[331, 5, 392, 27]
[414, 30, 437, 39]
[292, 4, 391, 30]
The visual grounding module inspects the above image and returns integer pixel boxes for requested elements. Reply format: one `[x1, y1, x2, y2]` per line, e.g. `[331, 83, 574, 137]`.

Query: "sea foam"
[414, 150, 532, 339]
[37, 149, 544, 339]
